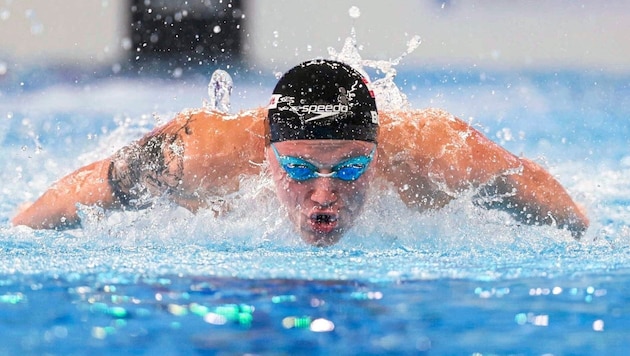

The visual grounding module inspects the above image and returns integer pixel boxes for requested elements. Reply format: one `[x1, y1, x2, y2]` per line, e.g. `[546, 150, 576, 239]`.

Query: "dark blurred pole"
[129, 0, 244, 76]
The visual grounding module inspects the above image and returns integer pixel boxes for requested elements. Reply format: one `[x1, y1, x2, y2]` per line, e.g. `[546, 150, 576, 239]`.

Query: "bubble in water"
[348, 6, 361, 19]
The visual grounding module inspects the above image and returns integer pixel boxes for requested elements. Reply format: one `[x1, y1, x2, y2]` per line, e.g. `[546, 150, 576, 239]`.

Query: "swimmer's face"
[267, 140, 377, 246]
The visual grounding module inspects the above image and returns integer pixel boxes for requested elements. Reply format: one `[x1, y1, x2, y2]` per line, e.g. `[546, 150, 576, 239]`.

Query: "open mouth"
[309, 212, 338, 234]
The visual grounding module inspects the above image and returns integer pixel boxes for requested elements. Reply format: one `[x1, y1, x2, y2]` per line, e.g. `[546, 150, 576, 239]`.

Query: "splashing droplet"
[329, 30, 422, 111]
[348, 6, 361, 19]
[205, 69, 233, 113]
[406, 35, 422, 54]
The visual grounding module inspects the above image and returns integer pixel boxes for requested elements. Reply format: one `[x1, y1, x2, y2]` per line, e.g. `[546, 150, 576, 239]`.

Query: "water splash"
[204, 69, 233, 113]
[328, 15, 422, 111]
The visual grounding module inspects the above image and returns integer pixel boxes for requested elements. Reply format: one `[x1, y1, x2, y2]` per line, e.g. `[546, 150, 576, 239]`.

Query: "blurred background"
[1, 0, 629, 76]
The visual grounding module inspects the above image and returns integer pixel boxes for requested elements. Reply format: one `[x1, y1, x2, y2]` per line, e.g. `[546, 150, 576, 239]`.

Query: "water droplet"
[206, 69, 233, 113]
[30, 22, 44, 35]
[406, 35, 422, 54]
[348, 6, 361, 19]
[0, 9, 10, 21]
[121, 37, 132, 50]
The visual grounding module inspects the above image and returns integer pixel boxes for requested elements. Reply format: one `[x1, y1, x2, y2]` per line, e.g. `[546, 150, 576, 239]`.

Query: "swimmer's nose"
[310, 177, 337, 207]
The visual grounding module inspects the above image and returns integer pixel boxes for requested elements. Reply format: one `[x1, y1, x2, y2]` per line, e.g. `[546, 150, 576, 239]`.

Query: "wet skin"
[266, 140, 377, 247]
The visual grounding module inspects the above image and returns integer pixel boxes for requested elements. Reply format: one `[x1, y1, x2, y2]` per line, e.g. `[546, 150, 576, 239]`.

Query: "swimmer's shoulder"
[167, 107, 267, 132]
[170, 107, 266, 162]
[151, 107, 266, 145]
[378, 108, 463, 151]
[379, 107, 458, 130]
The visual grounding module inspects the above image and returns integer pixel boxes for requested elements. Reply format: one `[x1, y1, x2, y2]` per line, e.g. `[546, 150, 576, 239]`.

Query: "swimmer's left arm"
[451, 119, 589, 238]
[388, 110, 589, 238]
[480, 157, 589, 239]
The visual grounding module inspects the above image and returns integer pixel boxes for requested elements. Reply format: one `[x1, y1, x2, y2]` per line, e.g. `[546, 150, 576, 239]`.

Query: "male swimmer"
[12, 59, 589, 246]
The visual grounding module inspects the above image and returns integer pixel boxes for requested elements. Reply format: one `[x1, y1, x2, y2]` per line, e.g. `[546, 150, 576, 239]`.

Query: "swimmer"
[12, 59, 589, 246]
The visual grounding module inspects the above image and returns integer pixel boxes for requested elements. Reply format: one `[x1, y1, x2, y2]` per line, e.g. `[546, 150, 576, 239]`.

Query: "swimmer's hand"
[564, 203, 589, 240]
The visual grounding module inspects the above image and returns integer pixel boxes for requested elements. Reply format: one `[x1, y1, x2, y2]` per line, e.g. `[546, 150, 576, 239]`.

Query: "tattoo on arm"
[107, 120, 191, 208]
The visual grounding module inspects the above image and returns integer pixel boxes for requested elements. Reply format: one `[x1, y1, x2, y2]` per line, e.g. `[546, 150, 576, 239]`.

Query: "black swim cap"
[267, 59, 379, 143]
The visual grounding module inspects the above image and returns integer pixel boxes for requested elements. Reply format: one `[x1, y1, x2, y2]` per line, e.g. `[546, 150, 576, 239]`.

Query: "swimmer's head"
[266, 59, 379, 144]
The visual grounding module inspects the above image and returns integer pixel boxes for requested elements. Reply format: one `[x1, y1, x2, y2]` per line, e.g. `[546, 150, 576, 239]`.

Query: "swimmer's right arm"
[11, 108, 266, 229]
[11, 112, 194, 230]
[11, 159, 117, 229]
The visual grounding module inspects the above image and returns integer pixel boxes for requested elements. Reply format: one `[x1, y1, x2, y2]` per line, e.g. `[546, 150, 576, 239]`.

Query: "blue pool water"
[1, 61, 630, 354]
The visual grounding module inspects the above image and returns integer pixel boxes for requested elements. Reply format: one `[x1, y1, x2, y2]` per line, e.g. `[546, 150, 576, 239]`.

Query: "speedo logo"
[291, 104, 349, 122]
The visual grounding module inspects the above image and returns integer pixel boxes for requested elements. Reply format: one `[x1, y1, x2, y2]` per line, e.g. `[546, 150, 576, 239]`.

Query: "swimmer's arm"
[457, 124, 589, 238]
[12, 108, 265, 229]
[481, 157, 589, 239]
[382, 110, 589, 238]
[11, 159, 117, 229]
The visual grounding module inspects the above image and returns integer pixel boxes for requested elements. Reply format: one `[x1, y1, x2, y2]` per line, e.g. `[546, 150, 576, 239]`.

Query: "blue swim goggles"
[271, 144, 376, 182]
